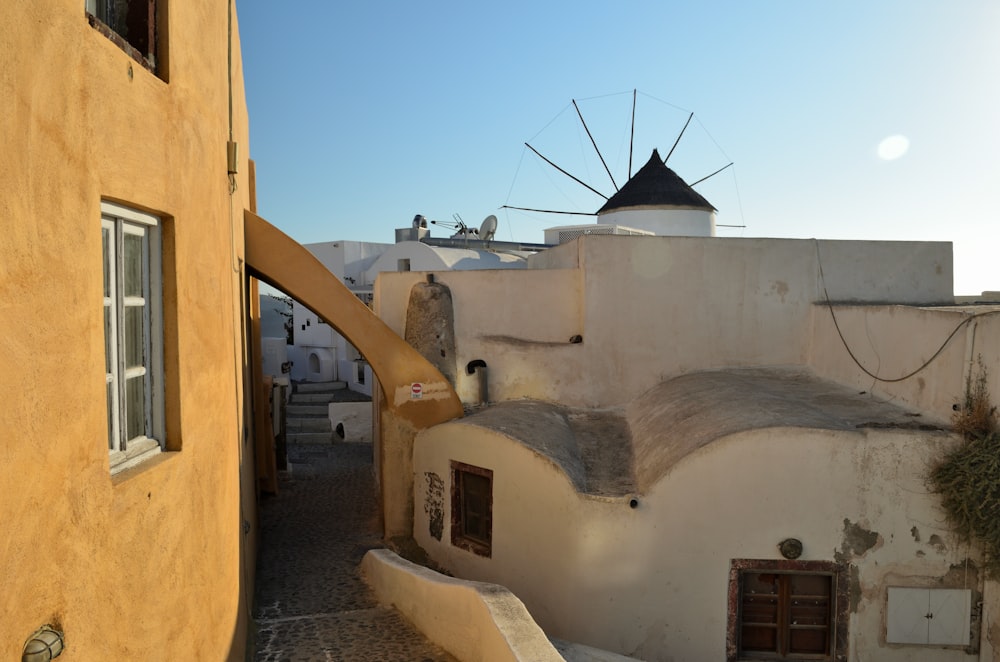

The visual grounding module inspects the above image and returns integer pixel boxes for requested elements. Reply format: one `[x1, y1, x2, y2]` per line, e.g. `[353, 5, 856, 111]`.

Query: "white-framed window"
[102, 202, 165, 473]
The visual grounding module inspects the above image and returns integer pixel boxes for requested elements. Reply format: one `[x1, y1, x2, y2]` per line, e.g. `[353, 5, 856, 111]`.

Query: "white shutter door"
[927, 589, 971, 646]
[886, 587, 930, 644]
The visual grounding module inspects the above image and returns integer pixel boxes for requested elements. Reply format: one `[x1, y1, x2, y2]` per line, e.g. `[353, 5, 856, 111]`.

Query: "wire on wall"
[815, 240, 1000, 383]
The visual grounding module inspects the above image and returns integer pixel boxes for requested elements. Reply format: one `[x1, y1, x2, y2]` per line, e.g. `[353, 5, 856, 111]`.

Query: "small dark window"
[451, 461, 492, 557]
[86, 0, 160, 74]
[728, 559, 848, 662]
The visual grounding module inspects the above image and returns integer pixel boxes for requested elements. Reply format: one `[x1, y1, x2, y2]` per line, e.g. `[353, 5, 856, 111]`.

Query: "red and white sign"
[410, 382, 423, 399]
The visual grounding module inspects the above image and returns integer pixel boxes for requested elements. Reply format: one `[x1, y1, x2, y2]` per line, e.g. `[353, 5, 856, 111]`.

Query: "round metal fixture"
[778, 538, 803, 559]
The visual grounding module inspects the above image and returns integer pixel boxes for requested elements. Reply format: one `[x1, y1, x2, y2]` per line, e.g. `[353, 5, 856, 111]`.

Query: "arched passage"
[244, 210, 463, 535]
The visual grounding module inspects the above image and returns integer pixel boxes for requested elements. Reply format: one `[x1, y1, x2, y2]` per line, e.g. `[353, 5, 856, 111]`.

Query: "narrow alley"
[253, 440, 457, 661]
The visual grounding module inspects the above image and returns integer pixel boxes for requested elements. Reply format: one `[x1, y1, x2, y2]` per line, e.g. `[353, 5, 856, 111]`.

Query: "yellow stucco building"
[1, 0, 259, 658]
[1, 3, 464, 658]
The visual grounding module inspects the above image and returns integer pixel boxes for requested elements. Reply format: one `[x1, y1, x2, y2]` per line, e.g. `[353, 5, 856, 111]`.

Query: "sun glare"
[877, 135, 910, 160]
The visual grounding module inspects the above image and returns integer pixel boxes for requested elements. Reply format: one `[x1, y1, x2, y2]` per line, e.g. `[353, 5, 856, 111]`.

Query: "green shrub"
[930, 359, 1000, 578]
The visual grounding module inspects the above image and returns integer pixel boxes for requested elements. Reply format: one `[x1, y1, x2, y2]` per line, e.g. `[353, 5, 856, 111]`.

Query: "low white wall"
[809, 305, 1000, 423]
[327, 402, 372, 443]
[361, 549, 563, 662]
[260, 337, 288, 378]
[414, 422, 983, 661]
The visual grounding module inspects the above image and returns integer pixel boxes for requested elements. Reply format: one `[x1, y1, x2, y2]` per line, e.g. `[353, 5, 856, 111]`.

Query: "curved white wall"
[599, 207, 716, 237]
[366, 241, 527, 284]
[413, 423, 979, 662]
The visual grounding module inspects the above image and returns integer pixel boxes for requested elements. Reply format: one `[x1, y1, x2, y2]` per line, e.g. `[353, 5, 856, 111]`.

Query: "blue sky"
[237, 1, 999, 295]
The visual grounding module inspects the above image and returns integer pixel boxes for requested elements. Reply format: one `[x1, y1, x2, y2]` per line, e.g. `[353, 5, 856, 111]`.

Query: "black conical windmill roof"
[597, 149, 716, 214]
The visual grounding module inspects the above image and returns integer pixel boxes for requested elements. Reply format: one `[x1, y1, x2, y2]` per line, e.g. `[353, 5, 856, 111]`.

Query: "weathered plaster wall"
[376, 269, 583, 405]
[810, 304, 1000, 424]
[984, 580, 1000, 661]
[0, 2, 255, 659]
[377, 235, 953, 409]
[414, 425, 982, 661]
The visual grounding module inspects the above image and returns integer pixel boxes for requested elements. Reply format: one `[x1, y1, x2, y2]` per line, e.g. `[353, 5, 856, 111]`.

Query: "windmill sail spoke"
[664, 112, 693, 164]
[573, 99, 618, 192]
[507, 93, 739, 234]
[690, 162, 733, 187]
[501, 205, 597, 217]
[629, 88, 637, 179]
[524, 142, 609, 201]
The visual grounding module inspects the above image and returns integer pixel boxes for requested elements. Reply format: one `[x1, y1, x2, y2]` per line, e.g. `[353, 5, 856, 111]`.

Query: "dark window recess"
[728, 559, 849, 662]
[451, 461, 493, 557]
[87, 0, 157, 72]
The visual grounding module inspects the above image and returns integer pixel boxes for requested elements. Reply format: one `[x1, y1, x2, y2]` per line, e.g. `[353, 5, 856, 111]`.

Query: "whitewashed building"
[369, 153, 1000, 661]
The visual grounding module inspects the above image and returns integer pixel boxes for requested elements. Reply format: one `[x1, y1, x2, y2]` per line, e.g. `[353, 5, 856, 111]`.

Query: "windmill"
[503, 90, 743, 238]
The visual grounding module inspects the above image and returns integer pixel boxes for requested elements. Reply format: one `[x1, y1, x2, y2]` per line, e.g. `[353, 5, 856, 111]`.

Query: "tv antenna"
[430, 214, 478, 244]
[478, 215, 498, 245]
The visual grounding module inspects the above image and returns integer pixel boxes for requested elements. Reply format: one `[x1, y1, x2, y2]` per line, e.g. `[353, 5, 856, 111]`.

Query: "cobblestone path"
[253, 442, 457, 662]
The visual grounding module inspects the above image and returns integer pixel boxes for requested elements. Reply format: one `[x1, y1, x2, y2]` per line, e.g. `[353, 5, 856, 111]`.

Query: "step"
[287, 431, 333, 444]
[550, 638, 644, 661]
[287, 417, 332, 432]
[290, 392, 340, 404]
[295, 381, 347, 394]
[286, 404, 329, 416]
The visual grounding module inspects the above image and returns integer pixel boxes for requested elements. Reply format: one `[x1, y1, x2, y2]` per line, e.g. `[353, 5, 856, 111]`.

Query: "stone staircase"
[287, 381, 347, 443]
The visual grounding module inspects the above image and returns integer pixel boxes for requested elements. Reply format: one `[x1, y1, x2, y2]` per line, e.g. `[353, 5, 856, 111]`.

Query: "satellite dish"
[479, 215, 498, 242]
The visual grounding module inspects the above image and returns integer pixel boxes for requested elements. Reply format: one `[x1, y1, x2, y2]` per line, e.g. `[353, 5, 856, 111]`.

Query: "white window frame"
[102, 201, 165, 473]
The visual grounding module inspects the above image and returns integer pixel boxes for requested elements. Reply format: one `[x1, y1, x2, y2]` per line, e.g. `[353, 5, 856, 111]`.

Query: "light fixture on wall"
[778, 538, 803, 560]
[22, 625, 64, 662]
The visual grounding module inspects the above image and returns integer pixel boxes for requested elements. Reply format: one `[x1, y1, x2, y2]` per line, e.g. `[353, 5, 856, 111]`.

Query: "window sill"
[86, 12, 157, 75]
[110, 438, 162, 475]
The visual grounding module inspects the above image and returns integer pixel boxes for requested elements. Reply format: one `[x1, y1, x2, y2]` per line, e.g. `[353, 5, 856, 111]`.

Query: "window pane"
[124, 305, 145, 368]
[102, 227, 111, 297]
[461, 472, 491, 542]
[100, 0, 130, 38]
[104, 305, 113, 373]
[125, 376, 146, 441]
[123, 231, 145, 297]
[107, 380, 116, 451]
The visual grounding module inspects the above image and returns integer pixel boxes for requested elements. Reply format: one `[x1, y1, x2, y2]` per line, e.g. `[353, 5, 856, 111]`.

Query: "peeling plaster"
[404, 280, 457, 385]
[849, 564, 863, 613]
[423, 472, 444, 541]
[929, 533, 949, 554]
[771, 279, 789, 302]
[840, 518, 881, 558]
